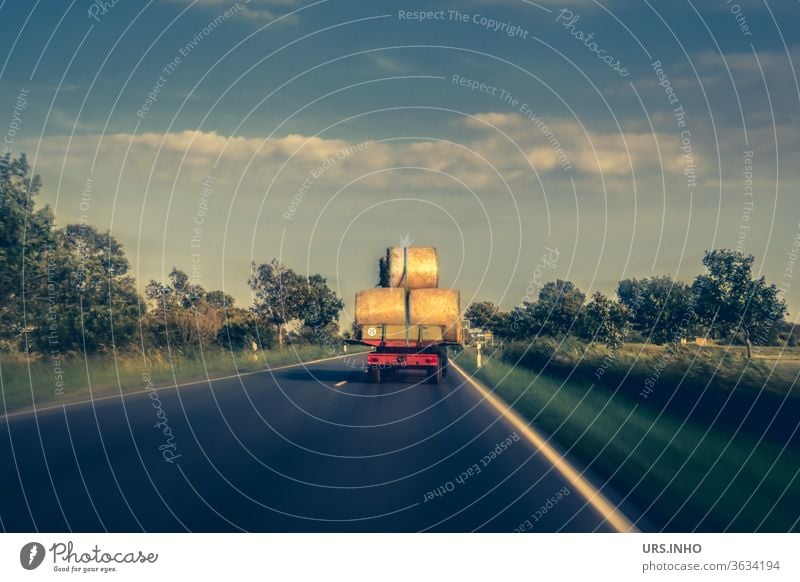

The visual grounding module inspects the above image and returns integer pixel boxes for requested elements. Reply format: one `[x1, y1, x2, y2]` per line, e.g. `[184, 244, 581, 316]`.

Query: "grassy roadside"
[0, 344, 368, 415]
[453, 347, 800, 532]
[501, 339, 800, 399]
[496, 339, 800, 441]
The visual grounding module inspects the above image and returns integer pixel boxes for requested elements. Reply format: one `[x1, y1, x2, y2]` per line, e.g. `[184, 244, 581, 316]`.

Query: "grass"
[502, 338, 800, 399]
[0, 344, 368, 415]
[494, 338, 800, 442]
[453, 347, 800, 532]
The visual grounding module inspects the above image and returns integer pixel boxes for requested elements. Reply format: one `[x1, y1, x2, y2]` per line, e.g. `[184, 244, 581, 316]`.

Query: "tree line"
[466, 249, 792, 357]
[0, 154, 345, 356]
[3, 153, 793, 359]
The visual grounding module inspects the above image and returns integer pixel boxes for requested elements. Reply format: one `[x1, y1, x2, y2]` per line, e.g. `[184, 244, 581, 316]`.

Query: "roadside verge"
[452, 348, 800, 532]
[450, 359, 639, 533]
[0, 349, 368, 421]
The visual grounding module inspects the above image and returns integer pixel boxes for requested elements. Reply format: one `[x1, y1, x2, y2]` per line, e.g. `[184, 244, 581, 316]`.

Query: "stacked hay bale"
[354, 287, 406, 325]
[385, 246, 439, 288]
[355, 246, 462, 343]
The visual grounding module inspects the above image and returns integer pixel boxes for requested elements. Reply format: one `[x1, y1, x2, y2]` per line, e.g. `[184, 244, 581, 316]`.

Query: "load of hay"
[408, 289, 462, 343]
[356, 246, 462, 344]
[354, 288, 407, 325]
[380, 246, 439, 289]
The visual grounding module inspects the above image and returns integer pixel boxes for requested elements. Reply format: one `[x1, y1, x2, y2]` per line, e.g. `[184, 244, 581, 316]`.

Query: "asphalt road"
[0, 353, 637, 532]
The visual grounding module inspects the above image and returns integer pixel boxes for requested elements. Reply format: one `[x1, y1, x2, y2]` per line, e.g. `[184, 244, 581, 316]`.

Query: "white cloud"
[25, 114, 702, 212]
[366, 53, 410, 74]
[463, 111, 701, 177]
[163, 0, 300, 23]
[695, 48, 796, 78]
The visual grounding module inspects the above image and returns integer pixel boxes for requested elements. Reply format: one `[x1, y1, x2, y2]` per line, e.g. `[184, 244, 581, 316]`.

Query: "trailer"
[345, 324, 457, 384]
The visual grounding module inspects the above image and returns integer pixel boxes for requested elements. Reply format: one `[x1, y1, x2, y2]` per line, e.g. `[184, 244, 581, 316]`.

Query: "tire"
[367, 365, 381, 383]
[427, 363, 442, 385]
[434, 349, 448, 377]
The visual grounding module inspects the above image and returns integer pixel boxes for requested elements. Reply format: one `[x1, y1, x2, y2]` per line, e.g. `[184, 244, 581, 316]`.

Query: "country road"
[0, 353, 639, 532]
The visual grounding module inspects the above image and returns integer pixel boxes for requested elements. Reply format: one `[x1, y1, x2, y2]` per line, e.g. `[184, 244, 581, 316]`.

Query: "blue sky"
[2, 0, 800, 319]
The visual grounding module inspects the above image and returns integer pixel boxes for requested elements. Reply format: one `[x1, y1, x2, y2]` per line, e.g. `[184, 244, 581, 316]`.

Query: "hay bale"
[443, 320, 463, 344]
[408, 289, 460, 325]
[354, 288, 407, 325]
[408, 289, 462, 343]
[386, 246, 439, 289]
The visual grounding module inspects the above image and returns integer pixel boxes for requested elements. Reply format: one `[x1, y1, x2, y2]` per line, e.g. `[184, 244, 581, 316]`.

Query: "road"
[0, 353, 638, 532]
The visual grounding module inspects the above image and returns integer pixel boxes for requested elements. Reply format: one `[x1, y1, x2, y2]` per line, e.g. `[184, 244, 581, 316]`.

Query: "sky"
[2, 0, 800, 322]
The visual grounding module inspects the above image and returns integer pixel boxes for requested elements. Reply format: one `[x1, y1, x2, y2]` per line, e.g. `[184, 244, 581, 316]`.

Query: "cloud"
[466, 0, 603, 7]
[462, 111, 700, 177]
[694, 48, 796, 80]
[24, 113, 704, 213]
[163, 0, 300, 23]
[366, 53, 410, 74]
[165, 0, 298, 6]
[631, 47, 800, 129]
[19, 119, 792, 313]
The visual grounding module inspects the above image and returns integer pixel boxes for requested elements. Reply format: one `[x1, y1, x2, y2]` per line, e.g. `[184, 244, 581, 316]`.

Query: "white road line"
[451, 360, 638, 533]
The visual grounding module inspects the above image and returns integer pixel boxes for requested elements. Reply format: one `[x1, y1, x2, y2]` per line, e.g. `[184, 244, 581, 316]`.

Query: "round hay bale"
[443, 319, 463, 344]
[408, 288, 462, 342]
[355, 288, 407, 325]
[387, 246, 439, 289]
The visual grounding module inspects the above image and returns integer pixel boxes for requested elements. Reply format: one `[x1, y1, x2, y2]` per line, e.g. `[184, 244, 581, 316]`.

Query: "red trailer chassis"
[345, 325, 456, 384]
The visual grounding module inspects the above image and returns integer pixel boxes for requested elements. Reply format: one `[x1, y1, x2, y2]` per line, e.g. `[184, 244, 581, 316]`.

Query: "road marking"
[334, 381, 347, 387]
[450, 360, 638, 533]
[0, 352, 369, 422]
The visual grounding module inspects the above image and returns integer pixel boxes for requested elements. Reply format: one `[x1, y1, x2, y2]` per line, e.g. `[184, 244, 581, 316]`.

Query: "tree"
[30, 224, 142, 353]
[464, 301, 501, 331]
[149, 267, 205, 310]
[295, 321, 340, 346]
[0, 154, 54, 349]
[145, 268, 234, 349]
[692, 249, 787, 358]
[487, 310, 513, 340]
[776, 319, 799, 347]
[297, 273, 344, 346]
[249, 259, 307, 347]
[504, 301, 537, 340]
[206, 289, 235, 309]
[617, 276, 692, 344]
[579, 292, 629, 348]
[217, 306, 273, 351]
[533, 279, 585, 337]
[299, 274, 344, 329]
[174, 302, 222, 348]
[494, 281, 585, 341]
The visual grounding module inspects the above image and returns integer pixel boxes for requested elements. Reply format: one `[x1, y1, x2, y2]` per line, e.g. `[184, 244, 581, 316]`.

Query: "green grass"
[454, 347, 800, 531]
[500, 338, 800, 400]
[0, 344, 367, 414]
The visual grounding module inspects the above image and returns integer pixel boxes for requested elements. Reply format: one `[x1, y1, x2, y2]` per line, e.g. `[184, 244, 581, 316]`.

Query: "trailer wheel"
[433, 349, 448, 377]
[367, 365, 381, 383]
[427, 362, 442, 385]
